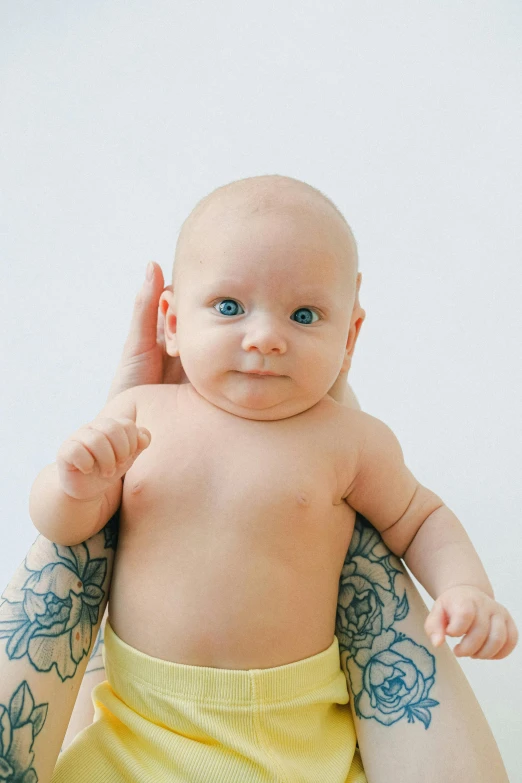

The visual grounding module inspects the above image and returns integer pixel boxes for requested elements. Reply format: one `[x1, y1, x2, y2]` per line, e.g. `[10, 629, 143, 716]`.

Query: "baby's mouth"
[242, 371, 282, 377]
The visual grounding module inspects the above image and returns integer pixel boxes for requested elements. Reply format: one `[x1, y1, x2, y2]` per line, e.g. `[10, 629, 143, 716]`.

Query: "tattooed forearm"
[0, 680, 48, 781]
[0, 512, 118, 781]
[336, 513, 439, 730]
[0, 514, 117, 680]
[84, 619, 106, 675]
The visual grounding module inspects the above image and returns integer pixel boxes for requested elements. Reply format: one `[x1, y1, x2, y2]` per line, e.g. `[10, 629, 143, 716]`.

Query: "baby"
[33, 174, 517, 782]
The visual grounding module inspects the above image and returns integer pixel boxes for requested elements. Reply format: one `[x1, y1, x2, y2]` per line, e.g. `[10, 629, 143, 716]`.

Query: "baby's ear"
[159, 289, 172, 317]
[159, 290, 180, 357]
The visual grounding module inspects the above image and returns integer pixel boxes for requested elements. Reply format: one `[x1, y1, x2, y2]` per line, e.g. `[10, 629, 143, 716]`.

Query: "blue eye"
[292, 308, 319, 325]
[214, 299, 244, 316]
[213, 300, 320, 324]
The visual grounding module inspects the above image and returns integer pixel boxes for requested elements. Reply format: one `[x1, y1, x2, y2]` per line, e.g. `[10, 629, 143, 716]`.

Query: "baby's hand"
[424, 585, 518, 660]
[56, 417, 151, 502]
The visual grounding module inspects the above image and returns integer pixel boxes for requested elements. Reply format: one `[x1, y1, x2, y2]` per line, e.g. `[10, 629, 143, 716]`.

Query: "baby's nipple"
[296, 492, 310, 506]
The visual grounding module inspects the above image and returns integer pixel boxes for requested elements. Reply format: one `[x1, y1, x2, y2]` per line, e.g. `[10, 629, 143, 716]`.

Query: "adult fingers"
[123, 262, 165, 357]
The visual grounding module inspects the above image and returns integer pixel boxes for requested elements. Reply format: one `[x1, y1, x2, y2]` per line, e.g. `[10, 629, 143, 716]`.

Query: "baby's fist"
[424, 585, 518, 660]
[57, 417, 151, 502]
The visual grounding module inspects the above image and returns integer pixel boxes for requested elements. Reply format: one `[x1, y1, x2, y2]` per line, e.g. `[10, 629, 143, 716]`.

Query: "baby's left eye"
[292, 308, 319, 325]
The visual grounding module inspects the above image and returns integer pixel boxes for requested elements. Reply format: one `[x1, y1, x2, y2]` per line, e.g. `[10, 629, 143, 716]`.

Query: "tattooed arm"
[0, 515, 118, 783]
[61, 606, 109, 749]
[336, 382, 509, 782]
[0, 263, 184, 778]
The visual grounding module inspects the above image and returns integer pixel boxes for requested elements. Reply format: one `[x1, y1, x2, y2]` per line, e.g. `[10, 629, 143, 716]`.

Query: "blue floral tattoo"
[0, 542, 107, 684]
[0, 515, 118, 778]
[0, 509, 439, 781]
[0, 681, 47, 782]
[336, 514, 440, 729]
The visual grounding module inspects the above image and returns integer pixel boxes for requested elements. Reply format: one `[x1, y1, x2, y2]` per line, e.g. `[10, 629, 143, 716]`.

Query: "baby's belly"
[107, 507, 355, 669]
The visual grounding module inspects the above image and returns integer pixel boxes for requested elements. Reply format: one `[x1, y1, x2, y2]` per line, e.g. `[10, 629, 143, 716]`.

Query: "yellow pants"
[53, 619, 366, 782]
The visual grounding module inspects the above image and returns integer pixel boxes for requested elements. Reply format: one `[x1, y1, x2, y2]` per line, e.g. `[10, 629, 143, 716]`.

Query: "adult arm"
[0, 263, 181, 781]
[0, 522, 116, 782]
[334, 377, 510, 782]
[61, 606, 109, 749]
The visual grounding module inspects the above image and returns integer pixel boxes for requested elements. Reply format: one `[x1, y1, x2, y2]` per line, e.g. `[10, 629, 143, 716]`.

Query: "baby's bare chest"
[121, 387, 357, 566]
[109, 387, 359, 665]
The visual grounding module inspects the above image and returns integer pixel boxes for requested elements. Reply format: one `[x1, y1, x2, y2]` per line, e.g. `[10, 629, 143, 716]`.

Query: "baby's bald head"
[160, 175, 365, 417]
[171, 174, 359, 297]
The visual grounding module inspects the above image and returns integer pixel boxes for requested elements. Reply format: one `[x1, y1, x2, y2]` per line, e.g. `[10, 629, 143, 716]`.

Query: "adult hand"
[105, 262, 188, 403]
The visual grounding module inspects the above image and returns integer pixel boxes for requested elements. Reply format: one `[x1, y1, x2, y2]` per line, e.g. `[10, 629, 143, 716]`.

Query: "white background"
[1, 1, 521, 778]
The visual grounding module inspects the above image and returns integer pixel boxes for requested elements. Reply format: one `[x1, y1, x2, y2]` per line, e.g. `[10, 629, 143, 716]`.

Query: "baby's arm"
[343, 410, 518, 658]
[29, 387, 148, 546]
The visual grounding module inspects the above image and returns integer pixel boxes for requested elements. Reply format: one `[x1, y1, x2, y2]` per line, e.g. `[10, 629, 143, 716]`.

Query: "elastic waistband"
[103, 620, 342, 704]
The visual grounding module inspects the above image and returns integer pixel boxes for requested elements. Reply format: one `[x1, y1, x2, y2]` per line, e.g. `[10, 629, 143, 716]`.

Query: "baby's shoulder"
[131, 383, 182, 416]
[333, 407, 408, 474]
[325, 397, 368, 428]
[328, 403, 391, 453]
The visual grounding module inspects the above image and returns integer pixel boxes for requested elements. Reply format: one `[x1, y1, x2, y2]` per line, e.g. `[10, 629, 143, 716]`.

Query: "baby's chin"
[188, 378, 322, 421]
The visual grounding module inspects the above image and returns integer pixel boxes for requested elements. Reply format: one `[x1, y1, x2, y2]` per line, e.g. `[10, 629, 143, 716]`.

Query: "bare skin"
[46, 202, 367, 671]
[55, 259, 510, 783]
[38, 188, 514, 675]
[49, 178, 508, 783]
[62, 258, 366, 744]
[0, 186, 510, 781]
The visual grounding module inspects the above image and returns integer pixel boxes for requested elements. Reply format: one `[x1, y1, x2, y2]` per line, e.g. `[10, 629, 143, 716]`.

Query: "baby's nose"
[241, 319, 287, 354]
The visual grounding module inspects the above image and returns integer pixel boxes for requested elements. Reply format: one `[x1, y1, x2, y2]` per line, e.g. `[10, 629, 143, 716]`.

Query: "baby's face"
[164, 201, 357, 421]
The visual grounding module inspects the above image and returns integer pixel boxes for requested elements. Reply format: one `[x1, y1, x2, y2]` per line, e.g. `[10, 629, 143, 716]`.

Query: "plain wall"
[1, 1, 521, 778]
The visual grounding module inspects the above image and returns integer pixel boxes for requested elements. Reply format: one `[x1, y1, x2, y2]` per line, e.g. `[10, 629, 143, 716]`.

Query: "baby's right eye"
[214, 299, 244, 316]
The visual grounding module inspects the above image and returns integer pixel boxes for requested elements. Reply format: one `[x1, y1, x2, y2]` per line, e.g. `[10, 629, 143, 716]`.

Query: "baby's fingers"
[90, 418, 136, 472]
[424, 601, 448, 647]
[453, 613, 492, 657]
[60, 426, 119, 476]
[471, 612, 518, 661]
[425, 595, 476, 647]
[89, 418, 150, 477]
[465, 613, 507, 659]
[57, 434, 99, 474]
[490, 616, 518, 660]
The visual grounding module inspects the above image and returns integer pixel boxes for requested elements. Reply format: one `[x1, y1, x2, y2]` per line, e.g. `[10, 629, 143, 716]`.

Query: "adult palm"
[106, 263, 188, 403]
